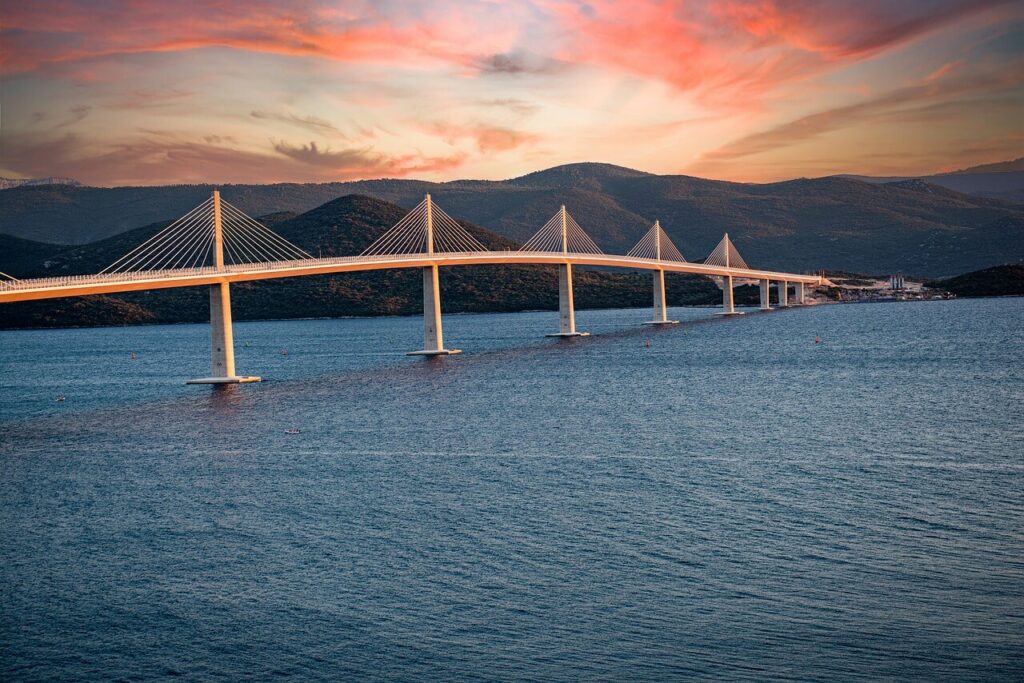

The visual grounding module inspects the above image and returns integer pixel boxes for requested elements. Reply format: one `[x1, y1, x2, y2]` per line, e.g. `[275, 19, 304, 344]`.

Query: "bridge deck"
[0, 251, 825, 304]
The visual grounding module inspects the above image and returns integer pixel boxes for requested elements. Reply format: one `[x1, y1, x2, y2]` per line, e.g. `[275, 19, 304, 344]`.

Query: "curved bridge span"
[0, 251, 823, 303]
[0, 192, 826, 384]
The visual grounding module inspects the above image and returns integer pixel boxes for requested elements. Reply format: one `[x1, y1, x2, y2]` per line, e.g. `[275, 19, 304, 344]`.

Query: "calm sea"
[1, 299, 1022, 681]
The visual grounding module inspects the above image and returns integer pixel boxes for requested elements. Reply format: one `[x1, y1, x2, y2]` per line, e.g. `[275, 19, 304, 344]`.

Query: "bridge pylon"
[550, 206, 588, 337]
[187, 190, 261, 385]
[633, 221, 681, 325]
[522, 205, 597, 337]
[406, 194, 462, 356]
[759, 278, 771, 310]
[707, 233, 745, 316]
[795, 281, 806, 305]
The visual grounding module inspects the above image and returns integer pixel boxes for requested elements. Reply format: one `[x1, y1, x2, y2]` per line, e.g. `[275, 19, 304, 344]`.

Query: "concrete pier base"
[778, 280, 790, 308]
[759, 279, 771, 310]
[406, 349, 462, 356]
[186, 376, 262, 385]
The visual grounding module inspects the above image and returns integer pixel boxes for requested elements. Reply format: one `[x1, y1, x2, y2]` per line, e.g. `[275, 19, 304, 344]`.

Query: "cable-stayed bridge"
[0, 192, 826, 384]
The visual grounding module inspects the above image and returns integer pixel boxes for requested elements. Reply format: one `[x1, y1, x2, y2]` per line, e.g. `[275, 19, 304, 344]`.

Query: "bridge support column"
[717, 275, 743, 315]
[759, 279, 771, 310]
[644, 269, 679, 325]
[407, 265, 461, 356]
[778, 280, 789, 308]
[187, 190, 259, 385]
[796, 282, 806, 305]
[186, 282, 261, 385]
[547, 263, 588, 337]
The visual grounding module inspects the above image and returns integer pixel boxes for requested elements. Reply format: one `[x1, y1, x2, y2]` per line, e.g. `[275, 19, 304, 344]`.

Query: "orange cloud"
[0, 0, 495, 75]
[692, 64, 1024, 167]
[0, 0, 529, 76]
[0, 131, 468, 185]
[428, 122, 541, 154]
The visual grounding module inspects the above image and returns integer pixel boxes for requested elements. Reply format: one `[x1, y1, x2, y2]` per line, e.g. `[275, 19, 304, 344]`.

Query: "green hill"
[0, 194, 720, 329]
[926, 264, 1024, 297]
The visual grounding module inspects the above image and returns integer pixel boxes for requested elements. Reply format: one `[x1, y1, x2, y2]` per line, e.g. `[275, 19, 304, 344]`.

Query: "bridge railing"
[0, 251, 516, 291]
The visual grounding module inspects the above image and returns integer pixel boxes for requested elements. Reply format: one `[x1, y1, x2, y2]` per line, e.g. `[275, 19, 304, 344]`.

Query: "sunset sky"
[2, 0, 1022, 186]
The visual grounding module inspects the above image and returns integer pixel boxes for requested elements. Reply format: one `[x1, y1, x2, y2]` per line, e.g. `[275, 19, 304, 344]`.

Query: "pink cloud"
[542, 0, 1016, 104]
[0, 0, 528, 76]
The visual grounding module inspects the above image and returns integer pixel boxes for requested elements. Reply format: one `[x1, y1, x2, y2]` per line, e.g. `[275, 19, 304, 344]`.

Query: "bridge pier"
[644, 269, 678, 325]
[547, 263, 588, 337]
[186, 282, 261, 385]
[795, 281, 806, 305]
[717, 275, 743, 315]
[187, 189, 260, 385]
[407, 196, 461, 356]
[407, 264, 461, 356]
[759, 279, 771, 310]
[778, 280, 789, 307]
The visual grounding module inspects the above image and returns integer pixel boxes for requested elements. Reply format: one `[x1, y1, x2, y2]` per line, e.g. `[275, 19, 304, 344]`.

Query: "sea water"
[1, 299, 1022, 681]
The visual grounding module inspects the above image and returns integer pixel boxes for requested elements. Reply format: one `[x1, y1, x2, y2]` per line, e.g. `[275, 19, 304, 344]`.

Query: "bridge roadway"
[0, 251, 825, 303]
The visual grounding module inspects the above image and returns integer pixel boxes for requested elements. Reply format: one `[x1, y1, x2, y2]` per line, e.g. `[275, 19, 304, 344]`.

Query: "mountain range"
[1, 162, 1023, 277]
[838, 157, 1024, 204]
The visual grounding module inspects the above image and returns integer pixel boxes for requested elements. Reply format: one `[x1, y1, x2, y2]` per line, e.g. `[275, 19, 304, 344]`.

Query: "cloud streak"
[0, 132, 469, 185]
[0, 0, 525, 75]
[695, 64, 1024, 164]
[251, 111, 343, 136]
[428, 122, 541, 154]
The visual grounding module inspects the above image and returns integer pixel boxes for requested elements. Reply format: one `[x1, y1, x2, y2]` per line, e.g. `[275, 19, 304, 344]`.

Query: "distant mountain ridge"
[2, 162, 1023, 277]
[837, 157, 1024, 204]
[949, 158, 1024, 174]
[0, 176, 81, 190]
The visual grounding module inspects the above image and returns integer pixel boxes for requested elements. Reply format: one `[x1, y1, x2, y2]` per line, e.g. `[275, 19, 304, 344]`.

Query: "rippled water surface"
[2, 299, 1022, 681]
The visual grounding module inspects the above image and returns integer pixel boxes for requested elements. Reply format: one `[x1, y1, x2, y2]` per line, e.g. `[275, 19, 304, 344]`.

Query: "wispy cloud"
[251, 110, 343, 136]
[110, 88, 193, 110]
[272, 140, 468, 178]
[0, 0, 524, 75]
[694, 64, 1024, 165]
[0, 132, 468, 185]
[545, 0, 1018, 103]
[52, 105, 91, 128]
[474, 50, 565, 75]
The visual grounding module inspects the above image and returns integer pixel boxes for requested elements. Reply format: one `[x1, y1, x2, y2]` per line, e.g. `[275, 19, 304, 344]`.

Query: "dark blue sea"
[2, 299, 1022, 681]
